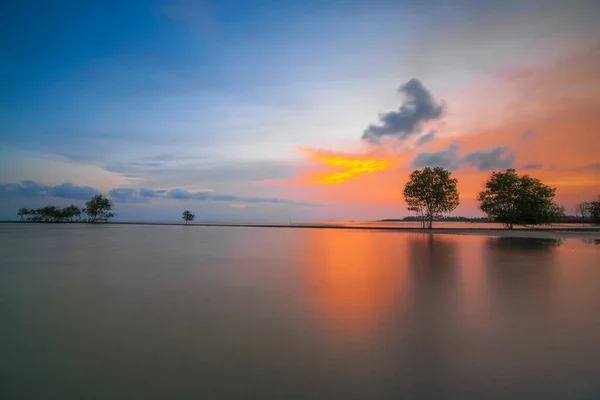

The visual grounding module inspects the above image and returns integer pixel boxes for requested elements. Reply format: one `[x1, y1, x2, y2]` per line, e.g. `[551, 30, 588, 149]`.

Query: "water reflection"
[305, 230, 406, 337]
[483, 235, 559, 330]
[399, 234, 463, 396]
[2, 225, 599, 399]
[486, 236, 563, 251]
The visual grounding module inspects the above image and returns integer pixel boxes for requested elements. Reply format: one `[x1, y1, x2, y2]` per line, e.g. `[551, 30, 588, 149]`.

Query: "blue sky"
[2, 0, 599, 221]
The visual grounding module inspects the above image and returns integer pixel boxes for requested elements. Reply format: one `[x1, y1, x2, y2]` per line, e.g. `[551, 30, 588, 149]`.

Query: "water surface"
[1, 224, 599, 399]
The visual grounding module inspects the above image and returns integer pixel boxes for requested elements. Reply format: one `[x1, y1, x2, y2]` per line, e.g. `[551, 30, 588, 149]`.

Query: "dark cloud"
[412, 142, 461, 169]
[520, 163, 544, 170]
[412, 144, 515, 171]
[577, 162, 600, 171]
[160, 188, 318, 206]
[139, 188, 167, 198]
[520, 129, 534, 141]
[0, 181, 320, 207]
[362, 79, 445, 143]
[0, 181, 99, 200]
[108, 188, 144, 203]
[416, 130, 437, 146]
[166, 189, 212, 200]
[108, 186, 318, 206]
[461, 147, 514, 171]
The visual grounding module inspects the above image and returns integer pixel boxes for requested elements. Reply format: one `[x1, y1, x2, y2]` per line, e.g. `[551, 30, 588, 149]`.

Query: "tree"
[85, 195, 114, 223]
[182, 210, 195, 225]
[478, 169, 563, 229]
[38, 206, 60, 222]
[574, 202, 591, 221]
[403, 167, 460, 229]
[590, 196, 600, 224]
[17, 208, 30, 221]
[61, 205, 82, 222]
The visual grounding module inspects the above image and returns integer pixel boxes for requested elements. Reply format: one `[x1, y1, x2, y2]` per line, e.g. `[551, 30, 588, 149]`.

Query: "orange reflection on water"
[303, 230, 407, 336]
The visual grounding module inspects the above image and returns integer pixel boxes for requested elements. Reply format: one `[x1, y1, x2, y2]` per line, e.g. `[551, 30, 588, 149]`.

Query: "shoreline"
[2, 221, 599, 239]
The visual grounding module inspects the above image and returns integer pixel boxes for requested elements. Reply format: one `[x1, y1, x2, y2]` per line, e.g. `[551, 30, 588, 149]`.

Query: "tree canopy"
[18, 205, 82, 222]
[590, 196, 600, 224]
[85, 195, 114, 223]
[182, 210, 195, 225]
[478, 169, 564, 229]
[403, 167, 460, 229]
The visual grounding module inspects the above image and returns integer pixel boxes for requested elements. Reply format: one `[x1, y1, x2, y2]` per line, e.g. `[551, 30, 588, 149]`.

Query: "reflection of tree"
[399, 234, 461, 397]
[483, 236, 559, 316]
[580, 239, 600, 246]
[486, 236, 563, 251]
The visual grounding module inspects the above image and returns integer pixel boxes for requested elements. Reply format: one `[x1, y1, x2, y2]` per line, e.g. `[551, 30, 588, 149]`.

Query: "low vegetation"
[18, 194, 114, 223]
[18, 205, 82, 222]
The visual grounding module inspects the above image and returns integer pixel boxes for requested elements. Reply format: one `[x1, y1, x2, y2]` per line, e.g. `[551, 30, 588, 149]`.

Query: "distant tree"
[590, 196, 600, 224]
[478, 169, 563, 229]
[38, 206, 60, 222]
[29, 209, 43, 222]
[574, 202, 591, 221]
[182, 210, 195, 225]
[85, 195, 114, 223]
[17, 206, 84, 223]
[17, 208, 30, 221]
[403, 167, 460, 229]
[61, 205, 82, 222]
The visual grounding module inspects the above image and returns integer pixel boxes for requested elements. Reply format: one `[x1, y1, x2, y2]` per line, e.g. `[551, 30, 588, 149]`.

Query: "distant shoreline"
[2, 220, 599, 239]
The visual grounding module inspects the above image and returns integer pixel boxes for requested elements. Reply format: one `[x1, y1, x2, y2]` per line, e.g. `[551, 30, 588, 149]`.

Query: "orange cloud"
[297, 146, 393, 184]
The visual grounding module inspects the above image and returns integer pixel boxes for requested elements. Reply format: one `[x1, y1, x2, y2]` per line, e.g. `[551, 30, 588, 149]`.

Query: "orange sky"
[271, 40, 599, 217]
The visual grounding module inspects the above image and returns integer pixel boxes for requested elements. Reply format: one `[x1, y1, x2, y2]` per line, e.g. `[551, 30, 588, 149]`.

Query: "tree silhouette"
[84, 195, 114, 223]
[182, 210, 195, 225]
[478, 169, 564, 229]
[403, 167, 460, 229]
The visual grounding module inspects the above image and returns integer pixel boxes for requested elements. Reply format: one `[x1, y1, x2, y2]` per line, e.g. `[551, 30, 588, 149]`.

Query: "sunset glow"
[1, 1, 598, 222]
[298, 147, 391, 184]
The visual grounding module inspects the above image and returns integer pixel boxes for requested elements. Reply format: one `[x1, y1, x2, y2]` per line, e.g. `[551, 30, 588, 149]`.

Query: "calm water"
[1, 224, 599, 399]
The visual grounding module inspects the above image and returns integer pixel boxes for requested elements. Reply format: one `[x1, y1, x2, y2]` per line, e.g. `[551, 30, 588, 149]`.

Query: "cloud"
[412, 142, 462, 170]
[577, 162, 600, 171]
[412, 144, 515, 171]
[297, 146, 391, 184]
[416, 130, 437, 146]
[0, 181, 99, 201]
[520, 163, 544, 170]
[139, 188, 167, 197]
[103, 158, 292, 189]
[461, 147, 514, 171]
[362, 79, 445, 143]
[167, 189, 212, 200]
[0, 181, 321, 207]
[112, 187, 319, 206]
[520, 129, 534, 141]
[108, 188, 144, 203]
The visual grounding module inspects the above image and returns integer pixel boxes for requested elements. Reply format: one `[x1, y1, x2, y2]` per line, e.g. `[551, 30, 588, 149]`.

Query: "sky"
[1, 0, 599, 221]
